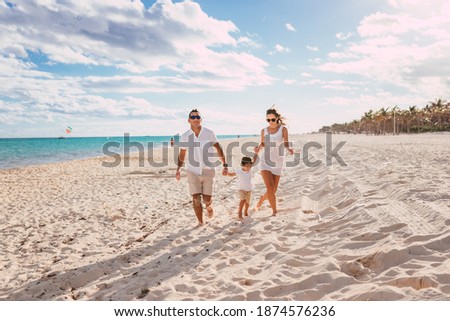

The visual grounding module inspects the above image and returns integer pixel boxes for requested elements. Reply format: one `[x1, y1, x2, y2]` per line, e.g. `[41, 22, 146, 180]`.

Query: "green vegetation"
[319, 99, 450, 135]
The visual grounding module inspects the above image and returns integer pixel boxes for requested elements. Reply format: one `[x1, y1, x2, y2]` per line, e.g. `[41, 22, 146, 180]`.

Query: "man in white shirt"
[175, 109, 228, 227]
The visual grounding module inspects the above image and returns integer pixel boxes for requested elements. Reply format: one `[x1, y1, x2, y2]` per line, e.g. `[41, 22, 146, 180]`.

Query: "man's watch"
[223, 163, 228, 168]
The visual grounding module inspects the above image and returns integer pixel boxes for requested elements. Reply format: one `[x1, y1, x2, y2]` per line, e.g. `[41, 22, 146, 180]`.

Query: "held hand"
[175, 170, 181, 181]
[254, 145, 261, 153]
[222, 167, 229, 176]
[287, 148, 295, 155]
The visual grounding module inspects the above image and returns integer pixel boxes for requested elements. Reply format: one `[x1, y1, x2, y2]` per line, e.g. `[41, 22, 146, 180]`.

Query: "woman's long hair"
[266, 105, 286, 125]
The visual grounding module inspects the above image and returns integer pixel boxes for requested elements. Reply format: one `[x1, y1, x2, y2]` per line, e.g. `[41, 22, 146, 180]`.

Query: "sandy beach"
[1, 133, 449, 301]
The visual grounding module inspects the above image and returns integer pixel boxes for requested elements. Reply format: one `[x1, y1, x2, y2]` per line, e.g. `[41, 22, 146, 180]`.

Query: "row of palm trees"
[319, 99, 450, 135]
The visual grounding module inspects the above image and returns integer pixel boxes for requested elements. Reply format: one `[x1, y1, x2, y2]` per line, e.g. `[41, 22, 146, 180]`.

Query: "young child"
[227, 153, 258, 220]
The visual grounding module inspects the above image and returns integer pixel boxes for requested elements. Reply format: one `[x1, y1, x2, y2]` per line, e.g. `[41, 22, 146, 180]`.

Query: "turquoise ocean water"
[0, 135, 248, 170]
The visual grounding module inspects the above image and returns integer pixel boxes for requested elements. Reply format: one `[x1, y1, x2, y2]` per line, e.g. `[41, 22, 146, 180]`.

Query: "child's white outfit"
[235, 168, 254, 203]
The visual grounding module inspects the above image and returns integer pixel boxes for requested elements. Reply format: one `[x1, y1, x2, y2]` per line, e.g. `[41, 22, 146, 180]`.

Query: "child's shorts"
[239, 190, 252, 203]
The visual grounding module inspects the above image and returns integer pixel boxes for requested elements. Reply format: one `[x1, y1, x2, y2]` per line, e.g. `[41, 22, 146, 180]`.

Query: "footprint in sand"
[248, 267, 262, 275]
[253, 243, 271, 252]
[216, 262, 227, 270]
[339, 261, 371, 278]
[265, 252, 279, 260]
[282, 258, 304, 268]
[233, 277, 260, 286]
[174, 284, 198, 294]
[378, 223, 408, 233]
[229, 258, 241, 265]
[246, 291, 262, 300]
[350, 232, 388, 242]
[385, 276, 438, 290]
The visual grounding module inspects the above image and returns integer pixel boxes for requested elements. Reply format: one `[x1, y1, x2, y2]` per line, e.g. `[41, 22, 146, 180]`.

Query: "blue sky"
[1, 0, 449, 137]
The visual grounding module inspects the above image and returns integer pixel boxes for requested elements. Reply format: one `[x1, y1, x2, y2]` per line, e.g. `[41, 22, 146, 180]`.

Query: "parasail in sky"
[65, 126, 73, 134]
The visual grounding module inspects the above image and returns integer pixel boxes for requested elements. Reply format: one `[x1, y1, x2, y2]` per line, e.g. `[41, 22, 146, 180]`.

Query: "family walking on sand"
[175, 107, 294, 227]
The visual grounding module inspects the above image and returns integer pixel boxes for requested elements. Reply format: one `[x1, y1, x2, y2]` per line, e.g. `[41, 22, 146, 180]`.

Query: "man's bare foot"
[244, 212, 249, 217]
[271, 212, 278, 217]
[206, 205, 214, 218]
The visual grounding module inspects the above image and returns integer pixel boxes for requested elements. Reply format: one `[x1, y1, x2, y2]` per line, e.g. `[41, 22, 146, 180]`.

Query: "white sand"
[1, 133, 449, 300]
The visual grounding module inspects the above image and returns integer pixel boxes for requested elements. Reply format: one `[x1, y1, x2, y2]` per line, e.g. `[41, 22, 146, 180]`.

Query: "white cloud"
[237, 36, 261, 48]
[299, 79, 358, 91]
[285, 23, 296, 32]
[0, 0, 275, 127]
[301, 72, 312, 77]
[306, 45, 319, 51]
[269, 44, 290, 55]
[356, 12, 424, 37]
[275, 44, 289, 52]
[336, 32, 353, 40]
[388, 0, 420, 8]
[328, 51, 359, 60]
[316, 1, 450, 99]
[0, 0, 270, 79]
[322, 91, 429, 115]
[283, 79, 297, 85]
[386, 0, 443, 13]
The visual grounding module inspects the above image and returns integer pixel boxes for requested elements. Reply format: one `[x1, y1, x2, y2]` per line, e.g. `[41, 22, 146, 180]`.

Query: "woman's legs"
[256, 171, 281, 212]
[273, 174, 281, 194]
[259, 170, 280, 215]
[255, 192, 267, 209]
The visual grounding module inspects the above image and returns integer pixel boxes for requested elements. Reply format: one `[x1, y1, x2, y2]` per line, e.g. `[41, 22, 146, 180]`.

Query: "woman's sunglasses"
[190, 115, 201, 120]
[266, 118, 277, 123]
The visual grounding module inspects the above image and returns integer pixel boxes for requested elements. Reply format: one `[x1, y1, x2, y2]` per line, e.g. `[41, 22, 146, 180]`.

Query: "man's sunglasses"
[266, 118, 277, 122]
[190, 115, 201, 120]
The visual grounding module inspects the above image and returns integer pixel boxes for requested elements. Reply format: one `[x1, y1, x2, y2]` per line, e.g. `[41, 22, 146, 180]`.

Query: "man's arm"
[213, 142, 229, 175]
[175, 148, 186, 181]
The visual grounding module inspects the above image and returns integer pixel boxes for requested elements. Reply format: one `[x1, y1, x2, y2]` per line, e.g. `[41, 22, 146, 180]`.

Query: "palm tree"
[350, 119, 359, 134]
[443, 101, 450, 129]
[374, 107, 390, 135]
[391, 105, 400, 135]
[317, 98, 449, 134]
[429, 99, 447, 130]
[361, 110, 374, 135]
[405, 106, 417, 134]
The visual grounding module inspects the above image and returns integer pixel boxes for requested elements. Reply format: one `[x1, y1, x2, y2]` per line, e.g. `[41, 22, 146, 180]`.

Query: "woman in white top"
[254, 107, 294, 216]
